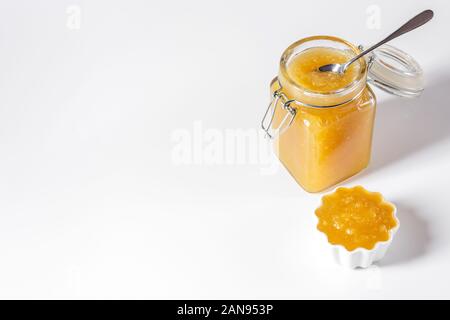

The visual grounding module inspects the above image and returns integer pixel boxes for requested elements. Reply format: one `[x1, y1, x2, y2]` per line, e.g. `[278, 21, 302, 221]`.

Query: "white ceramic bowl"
[316, 188, 400, 269]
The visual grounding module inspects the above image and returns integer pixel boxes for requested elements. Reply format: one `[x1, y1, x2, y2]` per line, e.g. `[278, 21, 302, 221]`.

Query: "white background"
[0, 0, 449, 299]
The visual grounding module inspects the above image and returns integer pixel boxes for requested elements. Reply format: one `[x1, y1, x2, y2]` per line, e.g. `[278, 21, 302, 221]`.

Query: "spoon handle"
[347, 10, 434, 66]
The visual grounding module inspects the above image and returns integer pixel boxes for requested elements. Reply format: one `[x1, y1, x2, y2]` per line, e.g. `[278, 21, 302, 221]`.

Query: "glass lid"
[367, 44, 424, 97]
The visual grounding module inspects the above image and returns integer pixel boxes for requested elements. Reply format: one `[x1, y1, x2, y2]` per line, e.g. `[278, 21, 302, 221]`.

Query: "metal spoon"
[318, 9, 434, 74]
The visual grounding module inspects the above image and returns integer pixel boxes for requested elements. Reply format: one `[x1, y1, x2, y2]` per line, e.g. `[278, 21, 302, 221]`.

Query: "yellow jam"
[315, 186, 397, 251]
[287, 47, 360, 93]
[272, 43, 376, 192]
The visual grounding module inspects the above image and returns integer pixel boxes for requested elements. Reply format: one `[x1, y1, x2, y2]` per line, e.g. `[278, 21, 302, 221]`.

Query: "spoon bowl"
[319, 61, 350, 74]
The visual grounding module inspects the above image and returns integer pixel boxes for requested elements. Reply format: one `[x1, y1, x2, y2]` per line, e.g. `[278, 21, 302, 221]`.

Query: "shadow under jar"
[262, 36, 424, 193]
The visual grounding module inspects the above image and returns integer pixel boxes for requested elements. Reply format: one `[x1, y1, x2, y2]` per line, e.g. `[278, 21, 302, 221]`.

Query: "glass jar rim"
[279, 35, 367, 99]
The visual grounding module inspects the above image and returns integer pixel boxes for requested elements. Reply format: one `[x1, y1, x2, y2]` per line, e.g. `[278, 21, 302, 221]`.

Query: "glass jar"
[261, 36, 424, 193]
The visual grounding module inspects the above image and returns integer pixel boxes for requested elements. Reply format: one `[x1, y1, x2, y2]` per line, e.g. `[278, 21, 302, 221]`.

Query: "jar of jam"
[261, 36, 424, 192]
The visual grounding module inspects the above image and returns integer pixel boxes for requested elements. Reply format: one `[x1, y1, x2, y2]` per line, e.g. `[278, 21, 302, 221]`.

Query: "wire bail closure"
[261, 89, 297, 139]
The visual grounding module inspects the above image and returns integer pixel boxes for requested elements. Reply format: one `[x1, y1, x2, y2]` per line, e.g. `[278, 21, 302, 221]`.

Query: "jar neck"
[278, 36, 368, 107]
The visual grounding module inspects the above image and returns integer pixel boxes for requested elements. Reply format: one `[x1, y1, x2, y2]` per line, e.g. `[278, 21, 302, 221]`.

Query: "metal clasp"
[261, 89, 297, 139]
